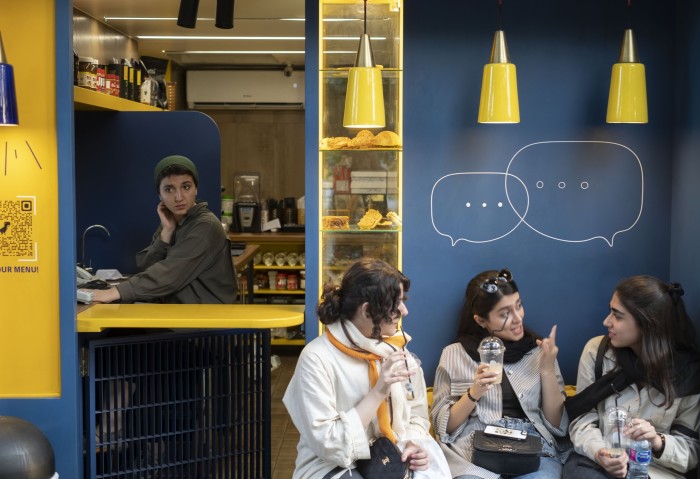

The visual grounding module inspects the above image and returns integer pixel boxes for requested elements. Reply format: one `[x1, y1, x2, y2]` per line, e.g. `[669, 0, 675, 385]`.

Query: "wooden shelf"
[255, 289, 305, 295]
[271, 338, 305, 346]
[229, 232, 304, 245]
[254, 265, 305, 271]
[74, 86, 163, 112]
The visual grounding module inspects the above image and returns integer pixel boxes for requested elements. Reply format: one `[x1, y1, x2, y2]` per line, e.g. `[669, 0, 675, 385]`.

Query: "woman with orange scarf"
[283, 258, 450, 479]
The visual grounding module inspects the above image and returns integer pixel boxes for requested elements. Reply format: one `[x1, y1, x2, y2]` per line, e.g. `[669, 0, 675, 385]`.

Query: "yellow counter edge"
[77, 304, 305, 333]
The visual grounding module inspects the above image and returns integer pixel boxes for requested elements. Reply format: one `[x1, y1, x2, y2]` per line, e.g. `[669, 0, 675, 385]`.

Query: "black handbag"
[355, 436, 412, 479]
[472, 430, 542, 476]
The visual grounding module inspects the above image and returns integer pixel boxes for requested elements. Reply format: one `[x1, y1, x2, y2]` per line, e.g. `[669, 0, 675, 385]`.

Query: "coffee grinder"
[232, 173, 261, 233]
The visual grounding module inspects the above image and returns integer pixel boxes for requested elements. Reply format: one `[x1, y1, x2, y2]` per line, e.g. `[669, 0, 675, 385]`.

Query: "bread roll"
[371, 130, 401, 147]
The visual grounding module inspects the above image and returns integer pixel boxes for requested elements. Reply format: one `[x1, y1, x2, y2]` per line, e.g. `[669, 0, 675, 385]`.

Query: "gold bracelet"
[653, 433, 666, 458]
[466, 388, 479, 403]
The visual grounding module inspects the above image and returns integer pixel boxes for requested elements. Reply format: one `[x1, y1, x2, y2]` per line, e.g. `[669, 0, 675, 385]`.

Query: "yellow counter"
[77, 303, 304, 333]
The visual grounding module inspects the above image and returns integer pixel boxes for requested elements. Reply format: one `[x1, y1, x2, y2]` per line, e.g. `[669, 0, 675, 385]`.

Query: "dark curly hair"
[317, 258, 410, 340]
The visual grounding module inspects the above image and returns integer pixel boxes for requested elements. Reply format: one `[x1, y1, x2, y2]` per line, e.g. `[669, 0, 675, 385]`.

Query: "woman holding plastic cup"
[431, 268, 570, 479]
[563, 276, 700, 479]
[283, 258, 451, 478]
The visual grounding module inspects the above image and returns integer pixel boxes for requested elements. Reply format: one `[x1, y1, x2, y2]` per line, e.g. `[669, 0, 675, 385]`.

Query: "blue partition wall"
[74, 111, 222, 274]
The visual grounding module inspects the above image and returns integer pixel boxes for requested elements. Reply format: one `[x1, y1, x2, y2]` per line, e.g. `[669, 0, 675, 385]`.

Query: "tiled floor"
[270, 352, 300, 479]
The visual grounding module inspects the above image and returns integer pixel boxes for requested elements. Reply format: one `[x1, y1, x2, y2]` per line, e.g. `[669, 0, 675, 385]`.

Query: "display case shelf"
[318, 0, 403, 304]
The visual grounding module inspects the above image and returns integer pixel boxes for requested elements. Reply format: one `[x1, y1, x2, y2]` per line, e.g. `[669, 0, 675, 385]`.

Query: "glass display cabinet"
[318, 0, 404, 295]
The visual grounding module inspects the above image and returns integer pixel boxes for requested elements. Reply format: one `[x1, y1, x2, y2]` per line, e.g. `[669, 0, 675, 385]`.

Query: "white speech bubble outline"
[504, 140, 644, 247]
[431, 172, 530, 246]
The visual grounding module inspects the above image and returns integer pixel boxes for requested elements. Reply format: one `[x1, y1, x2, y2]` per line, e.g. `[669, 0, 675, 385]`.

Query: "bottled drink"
[627, 438, 651, 478]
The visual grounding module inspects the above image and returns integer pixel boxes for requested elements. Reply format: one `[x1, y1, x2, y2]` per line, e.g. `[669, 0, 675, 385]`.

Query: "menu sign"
[0, 2, 60, 397]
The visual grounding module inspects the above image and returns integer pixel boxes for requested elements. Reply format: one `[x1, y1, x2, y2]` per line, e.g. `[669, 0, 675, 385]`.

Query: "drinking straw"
[401, 327, 415, 399]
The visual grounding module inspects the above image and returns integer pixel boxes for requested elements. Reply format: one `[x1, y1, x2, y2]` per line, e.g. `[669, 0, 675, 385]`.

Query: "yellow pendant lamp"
[343, 0, 385, 129]
[606, 28, 647, 123]
[478, 0, 519, 124]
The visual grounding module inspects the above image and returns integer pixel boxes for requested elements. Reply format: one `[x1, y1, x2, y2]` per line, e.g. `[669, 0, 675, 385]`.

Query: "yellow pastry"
[357, 208, 383, 230]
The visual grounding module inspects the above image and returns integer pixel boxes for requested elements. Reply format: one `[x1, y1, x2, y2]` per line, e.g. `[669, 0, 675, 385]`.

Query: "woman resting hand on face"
[282, 258, 451, 479]
[431, 268, 571, 479]
[563, 276, 700, 479]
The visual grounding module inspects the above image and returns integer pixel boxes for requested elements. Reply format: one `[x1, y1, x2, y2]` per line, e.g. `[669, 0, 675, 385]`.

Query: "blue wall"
[671, 1, 700, 330]
[306, 0, 695, 387]
[74, 111, 222, 274]
[402, 0, 674, 385]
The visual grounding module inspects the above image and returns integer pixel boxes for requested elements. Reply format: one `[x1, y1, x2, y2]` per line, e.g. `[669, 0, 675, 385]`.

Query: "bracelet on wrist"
[653, 433, 666, 458]
[466, 388, 479, 403]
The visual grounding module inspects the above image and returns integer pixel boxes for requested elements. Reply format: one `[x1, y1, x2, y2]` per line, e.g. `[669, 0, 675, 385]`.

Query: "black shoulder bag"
[472, 430, 542, 475]
[355, 436, 412, 479]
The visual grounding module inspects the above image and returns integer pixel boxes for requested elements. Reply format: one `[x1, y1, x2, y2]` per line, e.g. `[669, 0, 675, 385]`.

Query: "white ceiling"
[72, 0, 306, 69]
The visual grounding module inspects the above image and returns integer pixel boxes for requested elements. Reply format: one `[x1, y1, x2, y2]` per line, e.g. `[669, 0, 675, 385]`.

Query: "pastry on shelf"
[357, 208, 383, 230]
[320, 136, 351, 149]
[322, 215, 350, 230]
[370, 130, 402, 148]
[386, 211, 402, 226]
[349, 129, 375, 148]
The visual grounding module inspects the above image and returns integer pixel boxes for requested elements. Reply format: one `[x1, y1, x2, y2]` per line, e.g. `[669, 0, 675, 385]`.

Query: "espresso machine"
[232, 173, 261, 233]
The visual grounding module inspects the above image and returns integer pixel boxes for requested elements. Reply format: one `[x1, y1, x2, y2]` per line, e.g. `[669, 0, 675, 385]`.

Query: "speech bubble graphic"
[431, 172, 529, 245]
[505, 141, 643, 247]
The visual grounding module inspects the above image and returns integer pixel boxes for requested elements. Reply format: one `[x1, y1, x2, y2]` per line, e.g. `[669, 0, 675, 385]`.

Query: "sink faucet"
[81, 224, 111, 271]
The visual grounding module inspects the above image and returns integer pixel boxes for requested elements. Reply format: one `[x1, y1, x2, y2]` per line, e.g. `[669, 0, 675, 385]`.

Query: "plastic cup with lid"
[478, 336, 505, 384]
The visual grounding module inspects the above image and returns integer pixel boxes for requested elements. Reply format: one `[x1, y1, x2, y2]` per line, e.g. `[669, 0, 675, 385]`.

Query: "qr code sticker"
[0, 199, 34, 257]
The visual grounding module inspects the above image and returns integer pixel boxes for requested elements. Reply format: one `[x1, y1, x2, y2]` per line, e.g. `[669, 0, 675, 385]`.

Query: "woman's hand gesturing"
[536, 325, 558, 373]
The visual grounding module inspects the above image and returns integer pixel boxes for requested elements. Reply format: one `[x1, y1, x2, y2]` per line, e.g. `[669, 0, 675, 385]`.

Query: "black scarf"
[460, 334, 539, 364]
[564, 344, 700, 420]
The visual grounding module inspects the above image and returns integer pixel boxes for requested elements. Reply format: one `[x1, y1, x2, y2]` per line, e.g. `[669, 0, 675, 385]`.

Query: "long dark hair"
[455, 269, 536, 343]
[615, 275, 698, 406]
[317, 258, 410, 340]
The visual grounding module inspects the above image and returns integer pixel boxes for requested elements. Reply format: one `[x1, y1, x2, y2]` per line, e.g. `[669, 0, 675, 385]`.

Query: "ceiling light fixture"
[343, 0, 385, 129]
[477, 0, 520, 124]
[606, 0, 647, 124]
[177, 0, 199, 29]
[215, 0, 235, 29]
[0, 32, 19, 126]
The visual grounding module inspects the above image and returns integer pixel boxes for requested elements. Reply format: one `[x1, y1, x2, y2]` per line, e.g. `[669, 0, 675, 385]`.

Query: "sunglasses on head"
[479, 269, 513, 293]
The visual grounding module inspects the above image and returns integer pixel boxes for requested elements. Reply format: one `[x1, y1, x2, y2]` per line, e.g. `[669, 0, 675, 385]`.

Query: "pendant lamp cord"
[626, 0, 632, 29]
[364, 0, 368, 35]
[498, 0, 503, 31]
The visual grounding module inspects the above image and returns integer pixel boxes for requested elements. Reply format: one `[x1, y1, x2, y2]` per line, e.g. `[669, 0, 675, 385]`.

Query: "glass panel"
[321, 1, 402, 70]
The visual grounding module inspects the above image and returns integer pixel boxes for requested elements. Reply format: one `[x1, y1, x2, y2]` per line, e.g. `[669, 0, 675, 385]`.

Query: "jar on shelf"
[300, 270, 305, 290]
[287, 273, 298, 291]
[78, 57, 96, 90]
[276, 272, 287, 290]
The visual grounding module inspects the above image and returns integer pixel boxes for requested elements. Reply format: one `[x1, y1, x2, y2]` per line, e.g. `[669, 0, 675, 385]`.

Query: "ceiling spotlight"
[177, 0, 199, 29]
[216, 0, 235, 29]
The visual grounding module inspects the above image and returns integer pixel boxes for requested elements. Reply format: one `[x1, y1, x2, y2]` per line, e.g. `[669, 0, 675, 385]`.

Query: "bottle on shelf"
[627, 437, 651, 478]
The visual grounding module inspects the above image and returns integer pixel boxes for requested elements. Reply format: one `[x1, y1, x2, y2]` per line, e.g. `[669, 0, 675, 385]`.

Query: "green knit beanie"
[154, 155, 199, 191]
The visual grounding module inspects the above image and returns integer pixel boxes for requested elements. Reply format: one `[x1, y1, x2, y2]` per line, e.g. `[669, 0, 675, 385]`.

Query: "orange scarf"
[326, 328, 407, 444]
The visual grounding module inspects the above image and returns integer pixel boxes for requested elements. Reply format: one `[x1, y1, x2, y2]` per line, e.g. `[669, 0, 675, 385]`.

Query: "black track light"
[177, 0, 199, 29]
[216, 0, 235, 29]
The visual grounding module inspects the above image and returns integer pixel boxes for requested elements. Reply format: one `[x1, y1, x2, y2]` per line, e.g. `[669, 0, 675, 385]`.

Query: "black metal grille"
[83, 329, 271, 478]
